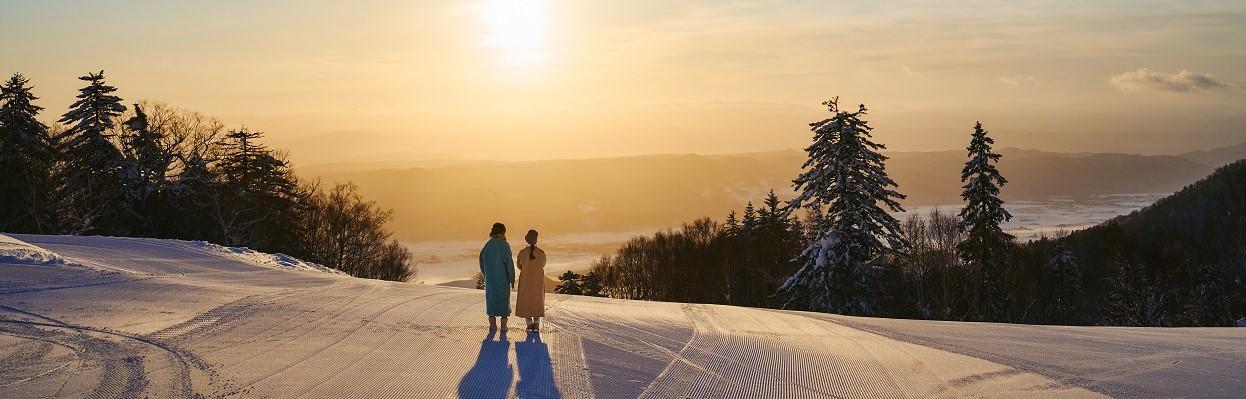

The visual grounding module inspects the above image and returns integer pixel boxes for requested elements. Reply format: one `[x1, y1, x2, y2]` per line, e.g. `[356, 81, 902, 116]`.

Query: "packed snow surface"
[1, 234, 1242, 398]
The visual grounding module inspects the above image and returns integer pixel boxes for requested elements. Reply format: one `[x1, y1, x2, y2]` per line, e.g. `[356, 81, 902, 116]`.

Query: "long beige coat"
[515, 246, 547, 317]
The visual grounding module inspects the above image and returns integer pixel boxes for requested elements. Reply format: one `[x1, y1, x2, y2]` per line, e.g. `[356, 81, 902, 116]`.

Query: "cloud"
[900, 64, 922, 78]
[1110, 68, 1238, 93]
[998, 75, 1039, 88]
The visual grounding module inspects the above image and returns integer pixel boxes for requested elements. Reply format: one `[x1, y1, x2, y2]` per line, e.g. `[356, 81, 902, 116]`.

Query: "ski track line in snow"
[545, 298, 694, 398]
[637, 304, 764, 399]
[554, 300, 692, 356]
[540, 296, 597, 399]
[817, 316, 1124, 396]
[0, 319, 146, 398]
[789, 312, 1110, 398]
[0, 331, 79, 390]
[231, 289, 461, 395]
[188, 282, 382, 362]
[0, 303, 203, 397]
[0, 273, 161, 296]
[284, 291, 471, 398]
[207, 284, 393, 365]
[554, 304, 687, 358]
[0, 308, 99, 398]
[161, 283, 390, 397]
[146, 288, 313, 342]
[640, 304, 859, 399]
[207, 285, 396, 393]
[366, 292, 487, 398]
[0, 266, 101, 292]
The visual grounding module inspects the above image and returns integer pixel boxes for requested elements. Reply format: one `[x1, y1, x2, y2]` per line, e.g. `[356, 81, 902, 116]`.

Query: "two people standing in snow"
[479, 222, 548, 332]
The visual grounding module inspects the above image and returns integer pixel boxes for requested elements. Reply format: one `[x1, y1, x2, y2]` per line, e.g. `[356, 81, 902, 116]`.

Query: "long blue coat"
[479, 237, 515, 317]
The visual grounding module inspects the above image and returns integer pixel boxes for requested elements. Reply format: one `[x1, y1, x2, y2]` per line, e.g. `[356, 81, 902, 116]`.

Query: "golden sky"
[3, 0, 1244, 165]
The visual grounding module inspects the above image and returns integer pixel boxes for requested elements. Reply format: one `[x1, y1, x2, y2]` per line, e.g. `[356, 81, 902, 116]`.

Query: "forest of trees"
[0, 71, 414, 282]
[585, 97, 1246, 327]
[587, 190, 805, 306]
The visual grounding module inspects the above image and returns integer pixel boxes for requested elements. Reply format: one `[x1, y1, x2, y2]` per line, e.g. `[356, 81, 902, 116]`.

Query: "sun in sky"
[478, 0, 549, 66]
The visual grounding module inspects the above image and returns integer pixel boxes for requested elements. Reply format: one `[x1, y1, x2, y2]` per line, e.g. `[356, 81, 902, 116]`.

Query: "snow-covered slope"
[1, 234, 1242, 398]
[0, 234, 67, 266]
[186, 240, 343, 274]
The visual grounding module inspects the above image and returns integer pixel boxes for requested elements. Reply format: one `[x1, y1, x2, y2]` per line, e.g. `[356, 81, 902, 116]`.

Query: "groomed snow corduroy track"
[1, 234, 1242, 398]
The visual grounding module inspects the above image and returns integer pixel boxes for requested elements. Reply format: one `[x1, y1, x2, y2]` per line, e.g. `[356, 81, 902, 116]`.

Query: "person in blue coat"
[479, 222, 515, 331]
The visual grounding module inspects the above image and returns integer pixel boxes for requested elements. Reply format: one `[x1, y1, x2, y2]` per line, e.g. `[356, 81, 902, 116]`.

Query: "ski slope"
[1, 234, 1241, 398]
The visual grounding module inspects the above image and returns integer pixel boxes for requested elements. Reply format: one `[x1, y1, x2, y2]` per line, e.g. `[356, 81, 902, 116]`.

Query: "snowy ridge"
[0, 233, 68, 266]
[187, 240, 344, 274]
[1, 234, 1242, 398]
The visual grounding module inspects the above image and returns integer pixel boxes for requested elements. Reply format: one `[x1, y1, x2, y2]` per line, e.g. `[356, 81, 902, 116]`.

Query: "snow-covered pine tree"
[775, 98, 906, 314]
[0, 73, 56, 233]
[957, 121, 1012, 321]
[1047, 242, 1081, 323]
[55, 71, 128, 234]
[213, 128, 305, 249]
[119, 104, 174, 234]
[801, 206, 824, 243]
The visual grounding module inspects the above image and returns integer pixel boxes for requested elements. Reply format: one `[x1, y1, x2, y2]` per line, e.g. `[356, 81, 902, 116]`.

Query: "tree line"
[0, 71, 414, 282]
[584, 97, 1245, 326]
[578, 190, 804, 306]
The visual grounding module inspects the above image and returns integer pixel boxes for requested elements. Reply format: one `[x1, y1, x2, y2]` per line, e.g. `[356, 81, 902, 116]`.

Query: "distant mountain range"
[300, 142, 1246, 240]
[1178, 141, 1246, 169]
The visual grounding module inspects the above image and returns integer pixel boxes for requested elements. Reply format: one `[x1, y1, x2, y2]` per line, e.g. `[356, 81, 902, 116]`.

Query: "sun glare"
[478, 0, 548, 66]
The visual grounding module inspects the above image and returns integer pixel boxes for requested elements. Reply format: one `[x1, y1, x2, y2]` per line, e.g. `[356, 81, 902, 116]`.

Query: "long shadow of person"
[515, 332, 561, 399]
[458, 330, 513, 399]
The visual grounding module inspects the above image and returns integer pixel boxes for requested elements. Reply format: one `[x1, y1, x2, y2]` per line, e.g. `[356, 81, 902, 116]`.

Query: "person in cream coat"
[515, 229, 547, 331]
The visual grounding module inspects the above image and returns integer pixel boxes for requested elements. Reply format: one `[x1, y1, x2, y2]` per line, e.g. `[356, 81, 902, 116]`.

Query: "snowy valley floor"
[1, 234, 1242, 398]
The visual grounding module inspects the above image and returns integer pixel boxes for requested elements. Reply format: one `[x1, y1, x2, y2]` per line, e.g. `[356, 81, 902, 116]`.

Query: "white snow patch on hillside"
[0, 233, 68, 266]
[188, 240, 343, 274]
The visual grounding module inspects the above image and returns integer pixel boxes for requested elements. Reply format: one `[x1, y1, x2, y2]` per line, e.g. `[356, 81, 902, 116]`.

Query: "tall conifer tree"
[0, 73, 56, 232]
[957, 121, 1012, 321]
[776, 98, 906, 313]
[56, 71, 128, 234]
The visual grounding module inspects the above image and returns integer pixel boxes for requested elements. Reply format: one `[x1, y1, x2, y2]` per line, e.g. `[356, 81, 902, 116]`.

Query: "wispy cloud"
[1110, 68, 1237, 93]
[900, 64, 923, 78]
[998, 75, 1039, 88]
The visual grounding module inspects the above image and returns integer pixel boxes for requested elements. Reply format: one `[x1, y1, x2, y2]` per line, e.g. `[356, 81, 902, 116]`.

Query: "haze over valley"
[298, 142, 1245, 282]
[303, 145, 1240, 241]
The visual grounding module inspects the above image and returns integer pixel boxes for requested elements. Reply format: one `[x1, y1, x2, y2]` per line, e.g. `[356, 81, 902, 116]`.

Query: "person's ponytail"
[525, 229, 539, 260]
